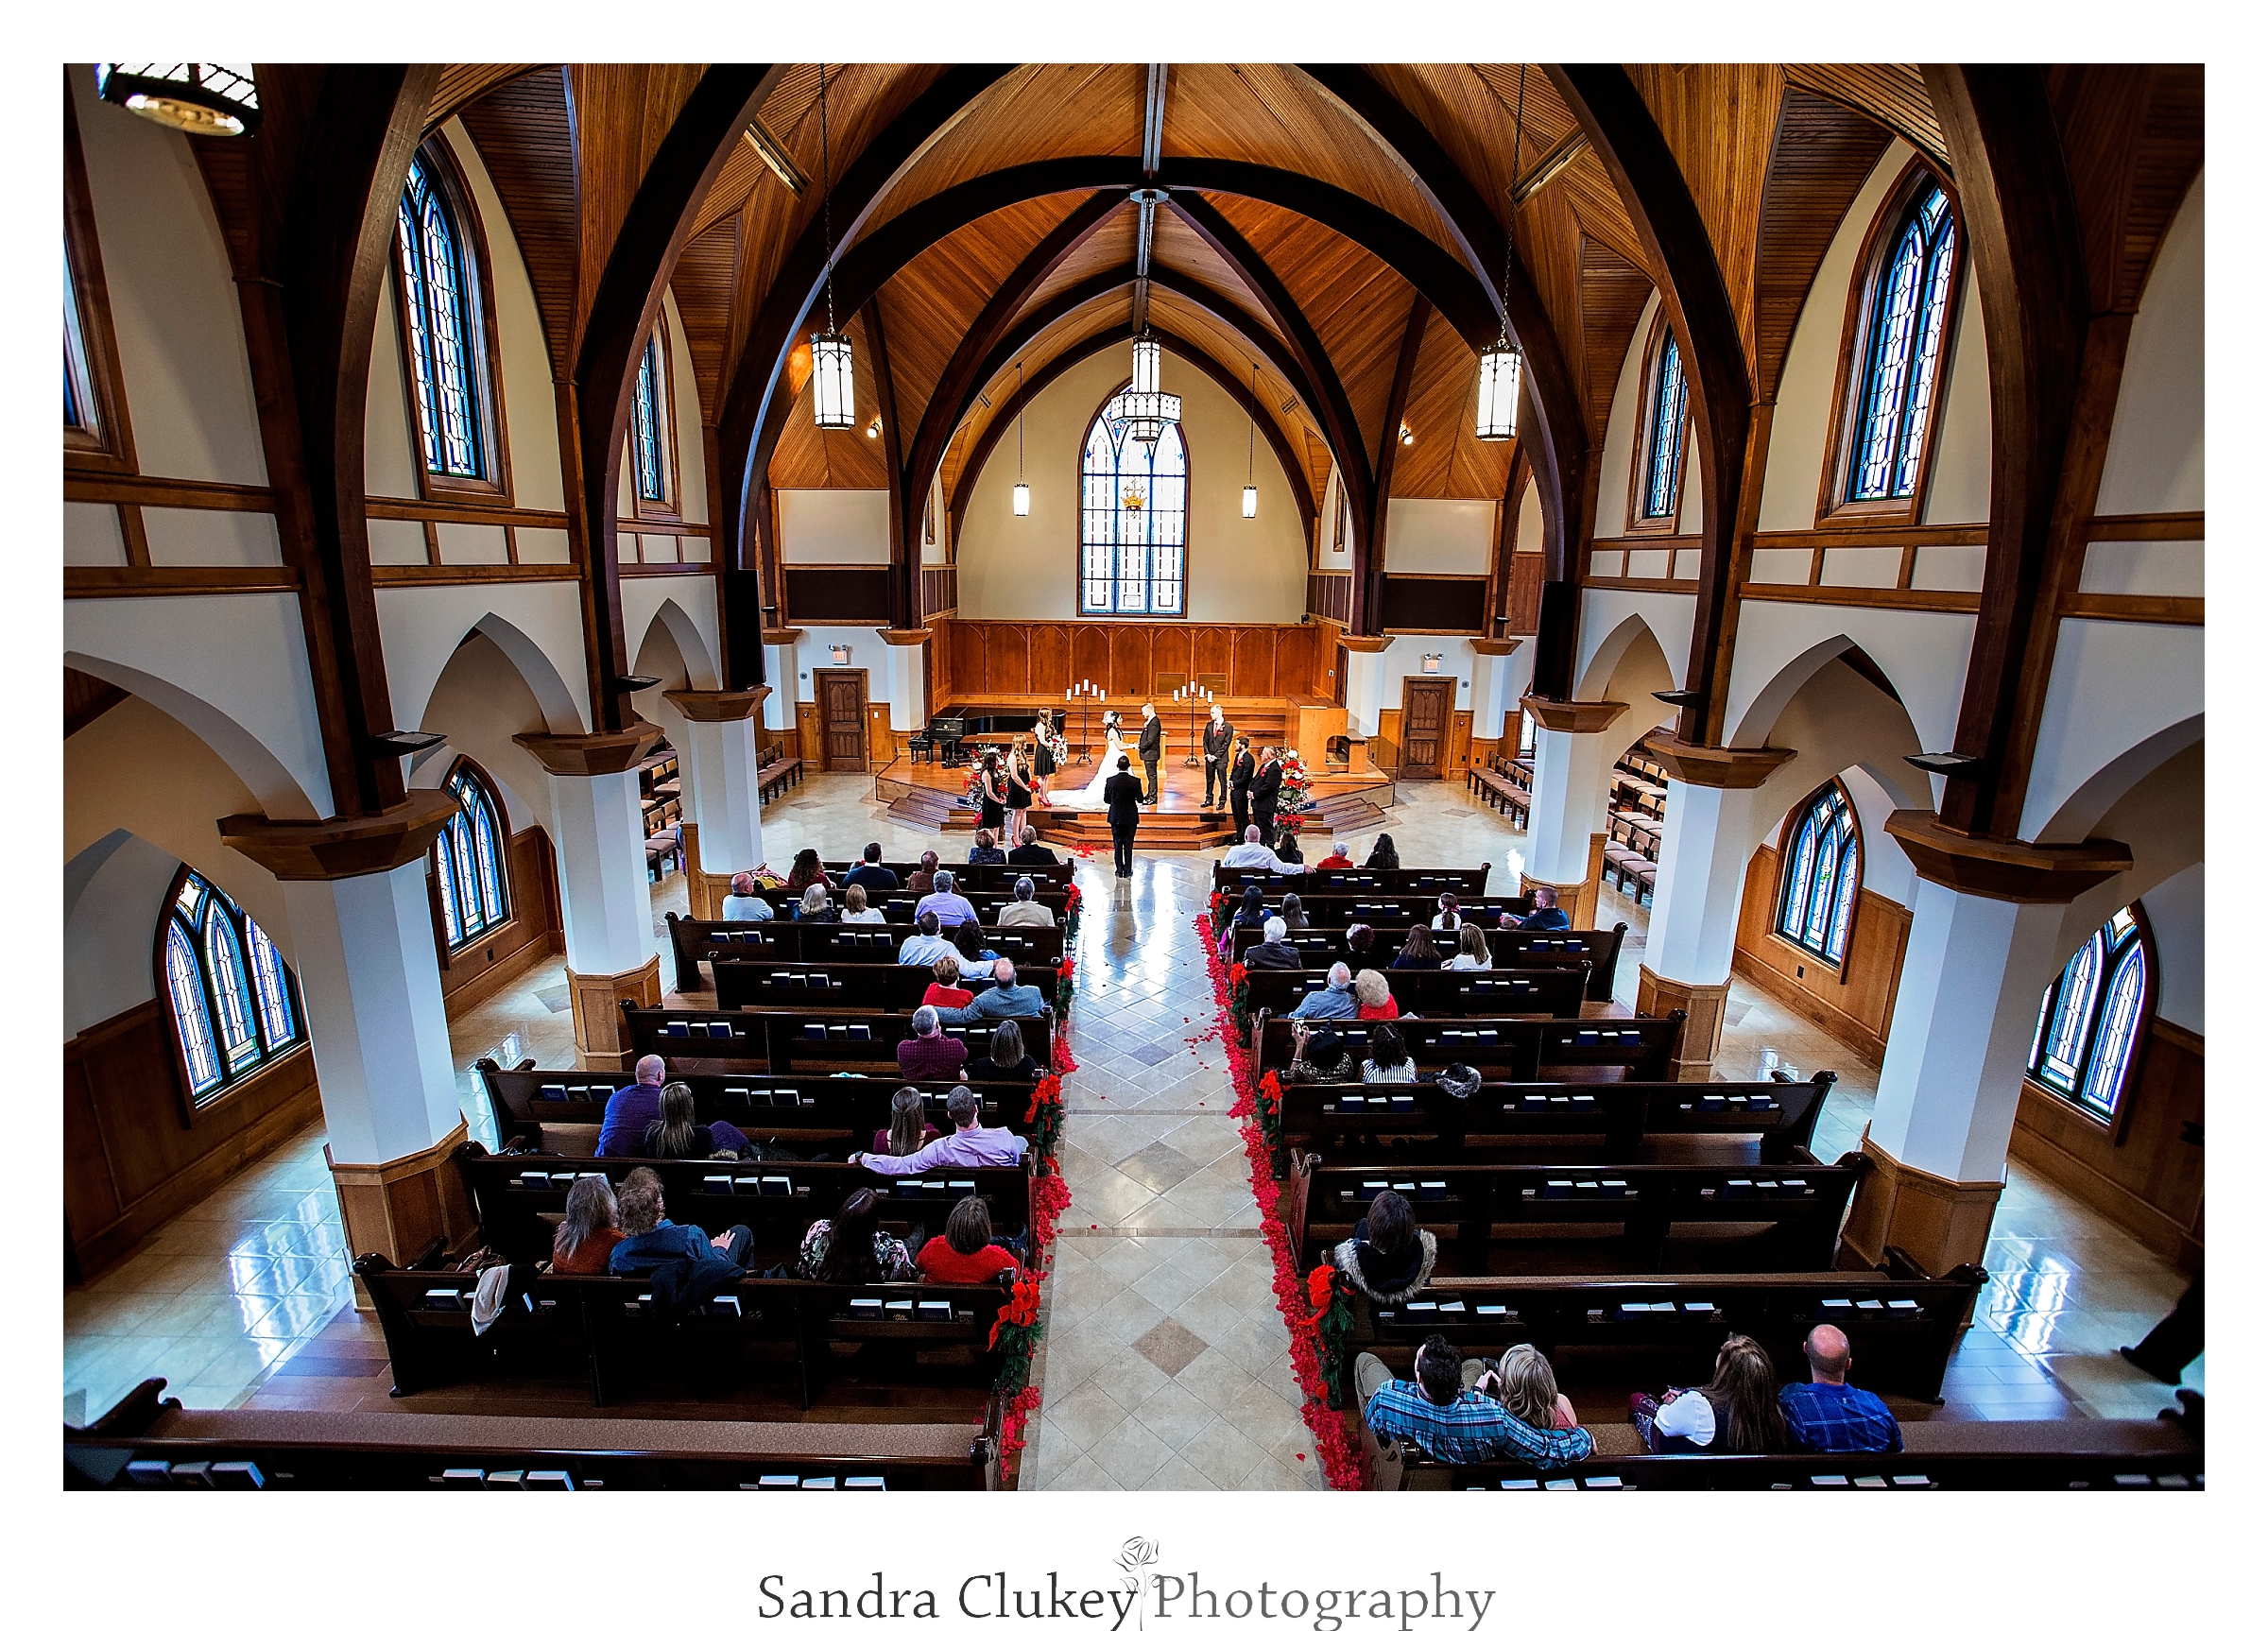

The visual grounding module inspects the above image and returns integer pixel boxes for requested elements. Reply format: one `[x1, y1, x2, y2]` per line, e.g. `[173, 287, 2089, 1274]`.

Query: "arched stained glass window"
[157, 867, 305, 1106]
[632, 331, 668, 504]
[2029, 906, 2151, 1121]
[434, 760, 511, 951]
[1080, 393, 1187, 616]
[1640, 328, 1688, 522]
[1775, 781, 1861, 968]
[1847, 181, 1960, 504]
[396, 150, 487, 480]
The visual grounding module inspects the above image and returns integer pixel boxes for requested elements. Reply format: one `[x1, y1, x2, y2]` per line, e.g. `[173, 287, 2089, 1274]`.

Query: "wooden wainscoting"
[797, 700, 824, 767]
[2009, 1020, 2204, 1271]
[64, 1002, 323, 1279]
[1730, 844, 1911, 1065]
[435, 826, 562, 1019]
[1372, 709, 1401, 771]
[942, 619, 1322, 702]
[1447, 710, 1474, 773]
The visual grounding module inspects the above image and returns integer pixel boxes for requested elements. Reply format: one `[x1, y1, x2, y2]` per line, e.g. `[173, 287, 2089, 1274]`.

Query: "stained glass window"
[1775, 782, 1861, 967]
[1641, 330, 1688, 521]
[158, 867, 305, 1105]
[2029, 906, 2150, 1121]
[435, 762, 511, 950]
[632, 332, 668, 503]
[396, 150, 487, 480]
[1847, 183, 1959, 504]
[64, 239, 95, 433]
[1080, 394, 1187, 616]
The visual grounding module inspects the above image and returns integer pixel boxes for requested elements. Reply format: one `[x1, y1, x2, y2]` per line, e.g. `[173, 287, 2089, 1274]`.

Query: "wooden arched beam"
[943, 319, 1320, 548]
[1548, 64, 1753, 747]
[573, 65, 779, 731]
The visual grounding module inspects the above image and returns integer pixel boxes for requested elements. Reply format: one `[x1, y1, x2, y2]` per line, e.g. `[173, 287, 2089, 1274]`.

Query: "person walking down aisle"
[1104, 755, 1144, 877]
[1138, 703, 1163, 804]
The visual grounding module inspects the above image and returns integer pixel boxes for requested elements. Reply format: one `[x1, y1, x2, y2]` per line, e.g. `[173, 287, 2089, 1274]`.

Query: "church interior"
[60, 57, 2208, 1498]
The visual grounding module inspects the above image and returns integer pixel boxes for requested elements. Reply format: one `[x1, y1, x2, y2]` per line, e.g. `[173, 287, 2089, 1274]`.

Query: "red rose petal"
[1296, 1452, 1306, 1460]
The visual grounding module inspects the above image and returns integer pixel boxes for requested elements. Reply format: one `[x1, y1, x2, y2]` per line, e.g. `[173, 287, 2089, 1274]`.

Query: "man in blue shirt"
[1517, 884, 1572, 931]
[897, 912, 955, 967]
[1358, 1337, 1593, 1469]
[844, 843, 899, 895]
[1289, 962, 1359, 1021]
[608, 1166, 756, 1274]
[968, 958, 1047, 1020]
[595, 1055, 668, 1158]
[720, 872, 774, 920]
[1778, 1324, 1903, 1452]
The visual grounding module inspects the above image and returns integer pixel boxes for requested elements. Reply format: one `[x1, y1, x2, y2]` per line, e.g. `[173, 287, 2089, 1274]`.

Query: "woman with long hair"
[1364, 833, 1400, 869]
[967, 1020, 1042, 1082]
[784, 848, 829, 896]
[641, 1081, 755, 1160]
[795, 883, 836, 922]
[1218, 883, 1269, 958]
[1446, 921, 1493, 970]
[873, 1085, 938, 1158]
[916, 1193, 1021, 1284]
[1004, 746, 1034, 822]
[1631, 1334, 1790, 1454]
[1279, 892, 1309, 931]
[1390, 923, 1442, 970]
[1363, 1018, 1415, 1081]
[1031, 724, 1058, 808]
[974, 752, 1006, 833]
[549, 1175, 624, 1274]
[1432, 891, 1462, 932]
[1476, 1345, 1582, 1434]
[1332, 1187, 1435, 1304]
[798, 1187, 916, 1282]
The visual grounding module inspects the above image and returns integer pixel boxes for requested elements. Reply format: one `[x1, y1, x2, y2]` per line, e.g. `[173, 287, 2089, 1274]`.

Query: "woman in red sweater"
[922, 953, 974, 1010]
[549, 1176, 626, 1274]
[916, 1194, 1020, 1284]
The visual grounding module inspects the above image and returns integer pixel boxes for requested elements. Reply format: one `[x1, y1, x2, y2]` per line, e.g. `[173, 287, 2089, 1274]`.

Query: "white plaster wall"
[780, 489, 890, 562]
[663, 291, 709, 525]
[2097, 172, 2204, 517]
[621, 578, 724, 693]
[66, 503, 128, 567]
[1919, 272, 1991, 524]
[69, 65, 266, 487]
[1515, 479, 1543, 552]
[140, 507, 283, 568]
[1574, 588, 1692, 700]
[956, 347, 1309, 621]
[64, 830, 190, 1039]
[2052, 740, 2202, 970]
[2140, 861, 2203, 1034]
[1592, 291, 1660, 539]
[2020, 620, 2204, 843]
[366, 263, 421, 500]
[1375, 637, 1477, 711]
[1383, 498, 1492, 574]
[783, 626, 900, 707]
[405, 632, 555, 838]
[377, 580, 593, 736]
[1741, 658, 1932, 903]
[1725, 599, 1975, 766]
[2078, 537, 2204, 598]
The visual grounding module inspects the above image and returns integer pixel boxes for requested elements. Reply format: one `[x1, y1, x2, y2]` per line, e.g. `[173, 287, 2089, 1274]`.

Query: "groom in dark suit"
[1201, 705, 1234, 809]
[1137, 703, 1163, 804]
[1252, 746, 1284, 843]
[1103, 756, 1144, 877]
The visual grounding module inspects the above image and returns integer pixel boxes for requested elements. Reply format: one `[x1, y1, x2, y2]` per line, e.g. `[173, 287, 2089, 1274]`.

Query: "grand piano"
[912, 706, 1067, 767]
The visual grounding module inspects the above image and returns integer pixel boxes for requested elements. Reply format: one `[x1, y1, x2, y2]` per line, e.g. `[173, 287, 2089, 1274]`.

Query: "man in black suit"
[1228, 736, 1256, 836]
[1005, 818, 1058, 867]
[1138, 704, 1164, 804]
[1201, 704, 1234, 809]
[1103, 756, 1144, 877]
[1251, 746, 1284, 842]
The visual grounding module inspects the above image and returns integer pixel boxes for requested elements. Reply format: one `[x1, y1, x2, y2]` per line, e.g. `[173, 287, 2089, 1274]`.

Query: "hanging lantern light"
[1118, 329, 1179, 445]
[1130, 333, 1162, 395]
[1242, 361, 1260, 519]
[1475, 66, 1527, 445]
[809, 63, 856, 431]
[1012, 361, 1031, 517]
[97, 64, 262, 136]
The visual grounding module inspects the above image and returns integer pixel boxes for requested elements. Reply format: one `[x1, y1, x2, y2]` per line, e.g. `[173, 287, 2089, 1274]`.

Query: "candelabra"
[1174, 682, 1212, 767]
[1067, 679, 1105, 765]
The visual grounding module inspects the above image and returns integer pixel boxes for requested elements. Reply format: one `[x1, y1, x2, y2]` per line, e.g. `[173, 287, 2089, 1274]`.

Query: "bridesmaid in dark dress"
[1005, 746, 1035, 825]
[1031, 726, 1057, 808]
[975, 752, 1007, 833]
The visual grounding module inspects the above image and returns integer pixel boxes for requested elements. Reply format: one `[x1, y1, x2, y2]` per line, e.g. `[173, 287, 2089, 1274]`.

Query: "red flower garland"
[988, 1275, 1044, 1348]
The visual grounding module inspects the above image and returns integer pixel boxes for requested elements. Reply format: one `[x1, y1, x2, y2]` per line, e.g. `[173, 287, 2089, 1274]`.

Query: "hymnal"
[126, 1461, 172, 1486]
[761, 1175, 792, 1195]
[735, 1176, 764, 1193]
[849, 1299, 883, 1319]
[539, 1084, 568, 1102]
[703, 1174, 733, 1193]
[1500, 1480, 1539, 1490]
[424, 1289, 462, 1308]
[486, 1470, 524, 1487]
[440, 1468, 486, 1486]
[665, 1021, 692, 1038]
[804, 1023, 827, 1040]
[1477, 1029, 1500, 1045]
[845, 1477, 885, 1489]
[1390, 1095, 1416, 1112]
[708, 1022, 734, 1039]
[1477, 1305, 1507, 1320]
[885, 1299, 914, 1318]
[1544, 1479, 1577, 1491]
[167, 1463, 215, 1486]
[801, 1477, 837, 1489]
[1435, 1299, 1467, 1316]
[726, 1088, 749, 1105]
[520, 1172, 551, 1190]
[916, 1301, 953, 1321]
[1340, 1095, 1366, 1114]
[711, 1296, 743, 1317]
[1575, 1029, 1600, 1046]
[758, 1474, 801, 1487]
[1405, 1301, 1437, 1314]
[1586, 1476, 1624, 1489]
[524, 1470, 574, 1490]
[848, 1024, 871, 1041]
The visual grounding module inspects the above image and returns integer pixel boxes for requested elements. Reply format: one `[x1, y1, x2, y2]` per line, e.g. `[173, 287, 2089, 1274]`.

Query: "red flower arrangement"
[988, 1274, 1044, 1349]
[1025, 1073, 1066, 1161]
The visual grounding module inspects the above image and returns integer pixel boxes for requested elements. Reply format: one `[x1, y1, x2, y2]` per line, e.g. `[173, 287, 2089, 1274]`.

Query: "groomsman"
[1138, 703, 1164, 804]
[1252, 746, 1284, 842]
[1201, 704, 1234, 809]
[1228, 736, 1256, 836]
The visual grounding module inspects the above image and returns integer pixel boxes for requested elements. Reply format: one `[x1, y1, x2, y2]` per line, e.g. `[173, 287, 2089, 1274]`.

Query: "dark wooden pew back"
[666, 915, 1065, 990]
[713, 960, 1058, 1013]
[1241, 965, 1589, 1023]
[1251, 1012, 1685, 1082]
[1229, 923, 1626, 1002]
[621, 1004, 1054, 1076]
[1213, 864, 1493, 895]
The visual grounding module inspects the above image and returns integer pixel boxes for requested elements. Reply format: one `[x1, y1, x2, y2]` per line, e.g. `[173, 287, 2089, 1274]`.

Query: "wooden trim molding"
[1634, 965, 1720, 1079]
[63, 472, 275, 511]
[662, 687, 765, 723]
[1837, 1129, 2003, 1280]
[513, 721, 667, 778]
[216, 791, 457, 882]
[326, 1115, 479, 1269]
[572, 959, 663, 1068]
[1882, 808, 2133, 902]
[1739, 582, 1982, 615]
[2058, 592, 2203, 627]
[877, 627, 934, 647]
[1521, 695, 1627, 734]
[1338, 635, 1394, 655]
[62, 77, 137, 477]
[371, 564, 580, 588]
[2087, 510, 2202, 542]
[66, 567, 303, 599]
[1640, 727, 1796, 788]
[1469, 638, 1522, 657]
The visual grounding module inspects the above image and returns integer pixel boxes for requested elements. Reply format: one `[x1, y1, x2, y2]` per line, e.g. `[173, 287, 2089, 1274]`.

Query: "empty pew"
[1229, 923, 1626, 1003]
[713, 959, 1059, 1014]
[665, 915, 1066, 991]
[620, 1004, 1053, 1077]
[1240, 964, 1590, 1025]
[1248, 1013, 1685, 1084]
[1466, 752, 1532, 827]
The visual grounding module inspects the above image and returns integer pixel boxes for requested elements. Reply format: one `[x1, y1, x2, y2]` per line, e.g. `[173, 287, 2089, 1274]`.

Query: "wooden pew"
[799, 860, 1075, 890]
[1213, 864, 1493, 895]
[1342, 1251, 1987, 1405]
[1273, 1072, 1836, 1165]
[665, 915, 1067, 992]
[1286, 1154, 1860, 1276]
[758, 886, 1072, 922]
[1240, 964, 1590, 1024]
[620, 1004, 1054, 1077]
[1229, 923, 1627, 1003]
[1217, 894, 1531, 933]
[713, 959, 1059, 1014]
[65, 1382, 1003, 1490]
[1248, 1013, 1685, 1084]
[755, 752, 804, 805]
[1465, 751, 1532, 828]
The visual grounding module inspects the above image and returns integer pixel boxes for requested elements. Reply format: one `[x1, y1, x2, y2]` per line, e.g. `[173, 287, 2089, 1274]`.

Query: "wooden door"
[1399, 678, 1453, 781]
[819, 671, 869, 771]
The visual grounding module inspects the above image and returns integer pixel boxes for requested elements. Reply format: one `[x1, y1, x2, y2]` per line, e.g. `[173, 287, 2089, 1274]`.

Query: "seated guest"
[1469, 1344, 1583, 1435]
[1290, 961, 1359, 1021]
[1278, 892, 1309, 930]
[953, 919, 1002, 970]
[798, 1186, 915, 1281]
[873, 1084, 940, 1157]
[1496, 910, 1520, 930]
[1432, 892, 1463, 932]
[1005, 820, 1058, 866]
[916, 1193, 1021, 1284]
[1390, 923, 1442, 970]
[1353, 969, 1401, 1022]
[905, 850, 941, 897]
[1344, 922, 1376, 965]
[783, 848, 830, 896]
[844, 842, 898, 894]
[1283, 1021, 1359, 1084]
[1217, 884, 1270, 957]
[921, 954, 973, 1011]
[549, 1175, 624, 1274]
[721, 871, 774, 921]
[1357, 1335, 1593, 1469]
[794, 883, 837, 922]
[642, 1080, 756, 1160]
[840, 883, 886, 924]
[1315, 841, 1355, 870]
[896, 1005, 969, 1082]
[1363, 1021, 1415, 1081]
[1364, 833, 1400, 868]
[918, 868, 979, 928]
[1244, 916, 1303, 970]
[1276, 831, 1305, 867]
[1224, 826, 1303, 873]
[608, 1166, 756, 1275]
[1334, 1188, 1435, 1303]
[1445, 922, 1493, 970]
[1517, 884, 1571, 931]
[997, 876, 1057, 928]
[967, 828, 1006, 867]
[969, 957, 1047, 1020]
[967, 1020, 1044, 1083]
[897, 911, 955, 968]
[1779, 1324, 1904, 1452]
[1630, 1334, 1790, 1454]
[596, 1055, 676, 1158]
[854, 1084, 1026, 1173]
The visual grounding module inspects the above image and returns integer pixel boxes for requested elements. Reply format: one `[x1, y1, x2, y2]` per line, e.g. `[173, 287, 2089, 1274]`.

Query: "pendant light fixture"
[1012, 361, 1031, 517]
[808, 64, 856, 431]
[1474, 66, 1528, 444]
[1242, 361, 1260, 519]
[97, 64, 262, 136]
[1119, 328, 1179, 446]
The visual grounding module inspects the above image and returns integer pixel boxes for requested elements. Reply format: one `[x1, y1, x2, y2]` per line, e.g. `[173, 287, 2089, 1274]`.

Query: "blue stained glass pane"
[1642, 336, 1687, 519]
[435, 828, 465, 945]
[2080, 943, 2145, 1115]
[166, 920, 222, 1095]
[1778, 785, 1861, 966]
[2038, 936, 2102, 1091]
[1779, 811, 1820, 941]
[1078, 398, 1185, 617]
[396, 195, 442, 467]
[397, 156, 484, 479]
[204, 910, 260, 1070]
[245, 919, 298, 1051]
[471, 800, 507, 922]
[1826, 843, 1860, 962]
[1849, 188, 1956, 503]
[633, 337, 666, 501]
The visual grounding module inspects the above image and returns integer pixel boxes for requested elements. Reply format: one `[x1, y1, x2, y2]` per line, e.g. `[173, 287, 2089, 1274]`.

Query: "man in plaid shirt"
[1778, 1325, 1903, 1452]
[1357, 1338, 1594, 1468]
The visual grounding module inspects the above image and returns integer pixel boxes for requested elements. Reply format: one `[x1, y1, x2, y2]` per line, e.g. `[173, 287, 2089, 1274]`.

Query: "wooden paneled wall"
[434, 827, 562, 1018]
[1307, 572, 1352, 625]
[939, 620, 1324, 703]
[1503, 553, 1546, 635]
[1731, 845, 1912, 1064]
[64, 1002, 323, 1279]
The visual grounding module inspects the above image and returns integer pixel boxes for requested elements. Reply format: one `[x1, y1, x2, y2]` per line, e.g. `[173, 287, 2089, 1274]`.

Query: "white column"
[882, 636, 927, 731]
[283, 863, 459, 1165]
[1343, 644, 1391, 737]
[546, 767, 655, 976]
[1871, 883, 2068, 1182]
[1644, 781, 1764, 987]
[1469, 644, 1518, 746]
[1524, 725, 1619, 884]
[678, 714, 766, 876]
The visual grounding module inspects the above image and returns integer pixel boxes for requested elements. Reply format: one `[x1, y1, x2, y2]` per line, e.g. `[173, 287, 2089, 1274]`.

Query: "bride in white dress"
[1057, 711, 1132, 810]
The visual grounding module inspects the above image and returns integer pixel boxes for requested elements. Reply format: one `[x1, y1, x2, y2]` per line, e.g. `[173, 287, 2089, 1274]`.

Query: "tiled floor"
[63, 772, 2202, 1450]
